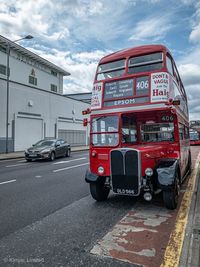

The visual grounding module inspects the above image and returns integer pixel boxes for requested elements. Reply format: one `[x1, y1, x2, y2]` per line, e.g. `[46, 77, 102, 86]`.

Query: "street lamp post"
[5, 35, 33, 153]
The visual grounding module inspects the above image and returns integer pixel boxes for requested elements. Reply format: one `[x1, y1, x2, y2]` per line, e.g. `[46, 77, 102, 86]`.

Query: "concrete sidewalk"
[185, 168, 200, 267]
[0, 146, 89, 160]
[180, 159, 200, 267]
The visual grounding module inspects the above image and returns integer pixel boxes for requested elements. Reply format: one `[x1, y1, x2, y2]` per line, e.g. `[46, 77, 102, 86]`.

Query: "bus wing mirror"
[82, 108, 91, 115]
[172, 99, 180, 105]
[83, 118, 88, 127]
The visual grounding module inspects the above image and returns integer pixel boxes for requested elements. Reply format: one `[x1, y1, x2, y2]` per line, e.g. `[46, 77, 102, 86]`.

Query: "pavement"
[180, 149, 200, 267]
[188, 170, 200, 267]
[0, 146, 89, 160]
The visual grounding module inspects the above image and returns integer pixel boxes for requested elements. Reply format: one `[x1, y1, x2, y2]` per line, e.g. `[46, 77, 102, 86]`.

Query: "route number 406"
[161, 115, 174, 122]
[136, 80, 149, 89]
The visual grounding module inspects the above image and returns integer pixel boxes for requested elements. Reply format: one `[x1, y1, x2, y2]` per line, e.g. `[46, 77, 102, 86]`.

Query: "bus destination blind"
[104, 79, 134, 100]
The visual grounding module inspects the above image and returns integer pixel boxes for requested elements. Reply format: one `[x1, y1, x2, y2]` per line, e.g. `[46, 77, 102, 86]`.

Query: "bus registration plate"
[116, 189, 135, 195]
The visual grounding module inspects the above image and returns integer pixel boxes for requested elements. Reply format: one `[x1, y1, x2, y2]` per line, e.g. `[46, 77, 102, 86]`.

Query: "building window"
[51, 84, 57, 92]
[0, 45, 6, 53]
[29, 76, 37, 85]
[51, 70, 58, 77]
[0, 64, 8, 75]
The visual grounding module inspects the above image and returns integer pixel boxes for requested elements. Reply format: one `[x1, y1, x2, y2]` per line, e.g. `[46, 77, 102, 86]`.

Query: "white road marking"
[5, 163, 29, 168]
[0, 179, 16, 185]
[0, 158, 23, 163]
[53, 157, 87, 165]
[53, 162, 89, 173]
[35, 175, 42, 178]
[17, 160, 26, 163]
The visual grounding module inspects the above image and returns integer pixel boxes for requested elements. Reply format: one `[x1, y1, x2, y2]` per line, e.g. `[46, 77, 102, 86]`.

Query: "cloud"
[27, 46, 109, 94]
[129, 16, 172, 42]
[177, 2, 200, 120]
[178, 64, 200, 86]
[189, 23, 200, 44]
[177, 46, 200, 120]
[0, 0, 70, 44]
[71, 50, 111, 64]
[189, 1, 200, 43]
[0, 0, 199, 120]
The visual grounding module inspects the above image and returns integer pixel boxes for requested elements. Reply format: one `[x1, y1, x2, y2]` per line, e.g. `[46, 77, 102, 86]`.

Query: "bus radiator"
[110, 149, 140, 196]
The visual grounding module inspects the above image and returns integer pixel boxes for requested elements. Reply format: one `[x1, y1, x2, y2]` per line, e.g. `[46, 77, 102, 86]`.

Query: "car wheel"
[90, 181, 110, 201]
[163, 172, 180, 210]
[26, 159, 32, 162]
[50, 151, 55, 161]
[66, 149, 71, 157]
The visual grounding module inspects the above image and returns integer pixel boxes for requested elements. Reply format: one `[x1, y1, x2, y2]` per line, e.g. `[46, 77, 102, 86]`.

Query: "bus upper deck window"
[128, 52, 163, 74]
[166, 55, 173, 75]
[96, 59, 125, 81]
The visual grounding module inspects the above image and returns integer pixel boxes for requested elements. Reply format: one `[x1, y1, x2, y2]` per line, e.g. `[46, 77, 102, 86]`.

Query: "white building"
[0, 35, 89, 152]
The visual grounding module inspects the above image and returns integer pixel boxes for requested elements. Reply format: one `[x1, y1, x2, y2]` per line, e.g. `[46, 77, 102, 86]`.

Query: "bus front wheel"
[90, 181, 110, 201]
[163, 174, 180, 210]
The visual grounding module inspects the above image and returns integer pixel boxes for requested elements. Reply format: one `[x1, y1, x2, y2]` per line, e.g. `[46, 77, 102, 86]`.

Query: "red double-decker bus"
[84, 45, 191, 209]
[190, 130, 200, 145]
[189, 121, 200, 145]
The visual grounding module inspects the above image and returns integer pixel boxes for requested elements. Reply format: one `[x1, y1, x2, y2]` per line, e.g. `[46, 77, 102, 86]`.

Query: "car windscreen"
[35, 140, 55, 147]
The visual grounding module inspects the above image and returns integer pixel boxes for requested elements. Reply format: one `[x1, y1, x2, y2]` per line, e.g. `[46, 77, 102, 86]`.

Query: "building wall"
[0, 50, 63, 94]
[0, 79, 90, 152]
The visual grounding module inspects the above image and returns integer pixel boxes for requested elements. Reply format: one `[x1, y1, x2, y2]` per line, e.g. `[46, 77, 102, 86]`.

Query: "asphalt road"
[0, 151, 90, 239]
[0, 151, 136, 267]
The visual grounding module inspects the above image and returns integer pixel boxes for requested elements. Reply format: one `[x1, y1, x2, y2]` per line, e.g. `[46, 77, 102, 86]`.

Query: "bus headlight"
[98, 166, 104, 175]
[145, 168, 153, 177]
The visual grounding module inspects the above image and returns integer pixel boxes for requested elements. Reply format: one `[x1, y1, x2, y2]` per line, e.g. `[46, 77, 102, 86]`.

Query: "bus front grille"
[110, 149, 140, 196]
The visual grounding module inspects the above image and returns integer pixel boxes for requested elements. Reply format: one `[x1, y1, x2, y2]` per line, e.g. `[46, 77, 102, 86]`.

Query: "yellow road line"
[160, 152, 200, 267]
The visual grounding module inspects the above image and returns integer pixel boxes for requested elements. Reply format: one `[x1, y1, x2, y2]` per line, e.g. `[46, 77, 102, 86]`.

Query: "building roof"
[64, 92, 92, 104]
[100, 44, 170, 64]
[0, 35, 70, 76]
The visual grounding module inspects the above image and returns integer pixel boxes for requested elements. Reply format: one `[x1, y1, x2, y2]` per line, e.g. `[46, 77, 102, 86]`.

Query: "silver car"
[25, 139, 71, 162]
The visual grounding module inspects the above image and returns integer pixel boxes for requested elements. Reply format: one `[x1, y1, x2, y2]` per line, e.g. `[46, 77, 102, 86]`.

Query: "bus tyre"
[90, 182, 110, 201]
[163, 175, 180, 210]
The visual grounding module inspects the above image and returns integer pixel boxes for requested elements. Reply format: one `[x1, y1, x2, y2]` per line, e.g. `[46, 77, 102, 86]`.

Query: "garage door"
[15, 117, 43, 151]
[58, 129, 86, 147]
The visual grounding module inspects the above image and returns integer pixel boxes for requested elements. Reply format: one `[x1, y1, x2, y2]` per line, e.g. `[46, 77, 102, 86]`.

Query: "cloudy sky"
[0, 0, 200, 119]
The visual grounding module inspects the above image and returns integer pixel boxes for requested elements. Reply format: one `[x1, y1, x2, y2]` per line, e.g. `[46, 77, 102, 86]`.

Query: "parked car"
[25, 139, 71, 162]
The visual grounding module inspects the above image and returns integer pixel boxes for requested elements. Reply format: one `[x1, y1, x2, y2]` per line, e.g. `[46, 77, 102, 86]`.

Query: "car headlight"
[98, 166, 104, 175]
[145, 168, 153, 177]
[41, 148, 51, 153]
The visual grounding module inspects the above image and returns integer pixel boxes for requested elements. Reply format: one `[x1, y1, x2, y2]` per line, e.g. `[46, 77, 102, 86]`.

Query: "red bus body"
[84, 45, 191, 209]
[190, 140, 200, 145]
